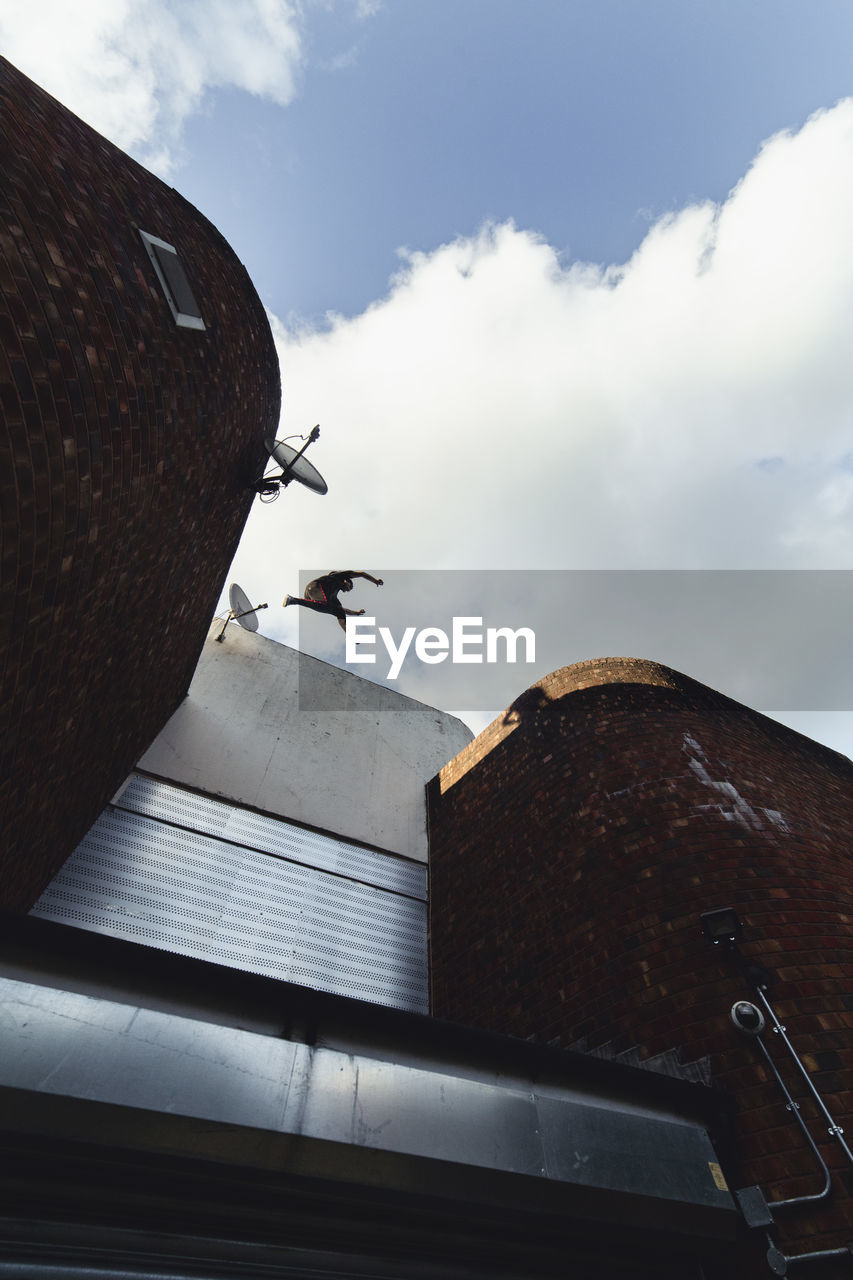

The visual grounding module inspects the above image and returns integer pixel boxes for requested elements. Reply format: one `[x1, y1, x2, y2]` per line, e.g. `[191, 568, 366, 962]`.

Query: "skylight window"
[138, 229, 205, 330]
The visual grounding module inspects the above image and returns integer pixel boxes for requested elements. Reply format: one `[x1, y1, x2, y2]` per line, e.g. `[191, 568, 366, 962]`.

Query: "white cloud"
[0, 0, 304, 175]
[235, 97, 853, 635]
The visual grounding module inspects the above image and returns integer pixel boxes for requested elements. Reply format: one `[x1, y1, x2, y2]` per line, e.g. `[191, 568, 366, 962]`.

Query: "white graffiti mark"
[682, 733, 789, 833]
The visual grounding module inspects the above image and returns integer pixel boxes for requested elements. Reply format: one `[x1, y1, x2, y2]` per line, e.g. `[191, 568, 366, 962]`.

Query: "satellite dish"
[229, 582, 261, 632]
[215, 583, 268, 642]
[266, 438, 328, 494]
[253, 425, 328, 497]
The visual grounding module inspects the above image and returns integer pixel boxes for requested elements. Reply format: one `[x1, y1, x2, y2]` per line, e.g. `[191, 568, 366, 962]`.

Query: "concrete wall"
[139, 624, 472, 862]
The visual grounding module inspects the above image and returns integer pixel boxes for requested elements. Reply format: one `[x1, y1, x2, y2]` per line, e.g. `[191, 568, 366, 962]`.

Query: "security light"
[731, 1000, 765, 1036]
[700, 907, 743, 949]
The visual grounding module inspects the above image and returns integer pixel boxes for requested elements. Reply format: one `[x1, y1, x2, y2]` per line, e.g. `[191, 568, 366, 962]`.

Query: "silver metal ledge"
[0, 976, 736, 1239]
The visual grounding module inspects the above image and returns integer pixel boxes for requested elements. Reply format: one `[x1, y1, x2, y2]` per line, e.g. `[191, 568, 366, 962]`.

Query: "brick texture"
[0, 58, 280, 910]
[428, 658, 853, 1270]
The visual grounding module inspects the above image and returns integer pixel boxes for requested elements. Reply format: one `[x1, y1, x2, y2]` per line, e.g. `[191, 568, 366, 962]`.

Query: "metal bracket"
[735, 1185, 775, 1229]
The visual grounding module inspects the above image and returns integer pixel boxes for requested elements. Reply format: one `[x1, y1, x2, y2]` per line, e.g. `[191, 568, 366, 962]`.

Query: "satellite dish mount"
[215, 583, 268, 642]
[253, 425, 328, 498]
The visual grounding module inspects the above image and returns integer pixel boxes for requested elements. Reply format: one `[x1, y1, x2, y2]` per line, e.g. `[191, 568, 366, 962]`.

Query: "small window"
[139, 229, 205, 330]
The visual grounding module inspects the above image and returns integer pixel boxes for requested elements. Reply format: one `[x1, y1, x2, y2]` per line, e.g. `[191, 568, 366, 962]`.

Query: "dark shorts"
[304, 579, 345, 617]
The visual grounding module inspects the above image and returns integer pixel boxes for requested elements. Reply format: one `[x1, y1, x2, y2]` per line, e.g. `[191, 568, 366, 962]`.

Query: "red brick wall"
[0, 58, 280, 910]
[428, 658, 853, 1267]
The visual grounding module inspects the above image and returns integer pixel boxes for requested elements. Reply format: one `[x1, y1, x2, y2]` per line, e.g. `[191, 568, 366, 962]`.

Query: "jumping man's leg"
[283, 596, 336, 615]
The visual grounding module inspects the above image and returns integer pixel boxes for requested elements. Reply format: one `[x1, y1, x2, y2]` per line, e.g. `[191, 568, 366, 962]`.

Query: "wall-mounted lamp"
[700, 906, 743, 949]
[731, 1000, 766, 1036]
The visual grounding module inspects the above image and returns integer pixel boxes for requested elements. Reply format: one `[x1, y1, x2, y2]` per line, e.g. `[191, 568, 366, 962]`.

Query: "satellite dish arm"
[279, 425, 320, 485]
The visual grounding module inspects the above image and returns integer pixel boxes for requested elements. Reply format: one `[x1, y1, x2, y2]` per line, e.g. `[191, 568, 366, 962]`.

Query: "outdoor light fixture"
[700, 906, 743, 949]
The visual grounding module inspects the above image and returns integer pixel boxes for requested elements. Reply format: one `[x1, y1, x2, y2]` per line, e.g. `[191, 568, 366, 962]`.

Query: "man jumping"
[283, 570, 384, 631]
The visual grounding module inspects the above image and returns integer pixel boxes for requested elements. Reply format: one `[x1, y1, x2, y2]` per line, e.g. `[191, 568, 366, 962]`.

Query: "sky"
[3, 0, 853, 749]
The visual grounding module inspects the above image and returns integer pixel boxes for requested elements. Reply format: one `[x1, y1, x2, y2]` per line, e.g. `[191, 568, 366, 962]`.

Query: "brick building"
[428, 657, 853, 1274]
[3, 52, 849, 1280]
[1, 637, 741, 1278]
[0, 56, 280, 910]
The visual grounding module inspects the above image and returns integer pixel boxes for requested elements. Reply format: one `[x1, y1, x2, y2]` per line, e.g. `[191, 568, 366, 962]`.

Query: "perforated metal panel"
[118, 775, 427, 899]
[31, 779, 428, 1012]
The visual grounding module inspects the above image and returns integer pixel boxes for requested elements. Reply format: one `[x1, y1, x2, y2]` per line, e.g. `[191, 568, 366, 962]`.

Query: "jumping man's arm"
[345, 571, 384, 586]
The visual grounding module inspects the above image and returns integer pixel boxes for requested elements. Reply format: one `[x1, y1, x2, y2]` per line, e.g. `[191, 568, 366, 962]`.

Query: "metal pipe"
[787, 1248, 852, 1264]
[764, 1231, 852, 1274]
[783, 1244, 850, 1264]
[753, 1034, 832, 1208]
[754, 987, 853, 1169]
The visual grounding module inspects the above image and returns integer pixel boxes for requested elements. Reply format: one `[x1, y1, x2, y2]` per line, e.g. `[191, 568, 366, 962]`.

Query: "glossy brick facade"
[0, 58, 280, 910]
[428, 658, 853, 1270]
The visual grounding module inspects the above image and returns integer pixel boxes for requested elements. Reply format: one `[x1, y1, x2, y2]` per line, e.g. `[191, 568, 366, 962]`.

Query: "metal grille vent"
[118, 775, 427, 899]
[31, 781, 428, 1013]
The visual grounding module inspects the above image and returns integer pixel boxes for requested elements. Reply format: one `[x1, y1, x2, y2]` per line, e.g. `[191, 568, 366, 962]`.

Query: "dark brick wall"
[0, 58, 280, 910]
[428, 658, 853, 1268]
